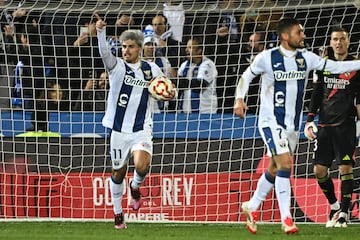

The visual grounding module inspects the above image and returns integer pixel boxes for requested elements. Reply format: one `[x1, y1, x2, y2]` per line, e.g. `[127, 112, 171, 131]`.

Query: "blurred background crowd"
[0, 0, 359, 124]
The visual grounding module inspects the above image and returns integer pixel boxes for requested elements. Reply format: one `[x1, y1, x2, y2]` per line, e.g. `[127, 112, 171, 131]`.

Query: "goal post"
[1, 0, 360, 223]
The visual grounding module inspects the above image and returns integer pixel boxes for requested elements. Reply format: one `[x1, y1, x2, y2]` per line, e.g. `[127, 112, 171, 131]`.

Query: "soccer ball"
[148, 75, 174, 101]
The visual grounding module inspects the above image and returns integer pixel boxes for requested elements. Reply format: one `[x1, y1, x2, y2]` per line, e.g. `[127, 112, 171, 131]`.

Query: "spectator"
[204, 0, 242, 113]
[115, 13, 135, 36]
[240, 30, 266, 114]
[2, 8, 42, 110]
[163, 0, 185, 43]
[176, 37, 218, 114]
[72, 71, 109, 111]
[143, 33, 177, 113]
[28, 81, 69, 132]
[151, 14, 183, 69]
[69, 18, 103, 100]
[239, 0, 283, 42]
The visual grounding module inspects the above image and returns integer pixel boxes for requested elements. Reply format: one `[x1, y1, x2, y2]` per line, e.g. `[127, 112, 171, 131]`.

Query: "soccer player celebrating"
[234, 18, 360, 234]
[304, 27, 360, 228]
[95, 14, 176, 229]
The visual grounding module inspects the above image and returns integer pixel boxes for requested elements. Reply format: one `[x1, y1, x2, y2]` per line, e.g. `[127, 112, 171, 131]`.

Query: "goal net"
[1, 0, 360, 223]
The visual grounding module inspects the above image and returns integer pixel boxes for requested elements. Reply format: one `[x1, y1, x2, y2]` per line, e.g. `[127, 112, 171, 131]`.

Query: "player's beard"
[288, 40, 305, 49]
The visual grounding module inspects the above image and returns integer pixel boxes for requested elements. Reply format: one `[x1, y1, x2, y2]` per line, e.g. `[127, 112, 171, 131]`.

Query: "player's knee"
[135, 164, 150, 176]
[313, 165, 328, 178]
[339, 164, 353, 175]
[112, 166, 127, 182]
[267, 165, 278, 176]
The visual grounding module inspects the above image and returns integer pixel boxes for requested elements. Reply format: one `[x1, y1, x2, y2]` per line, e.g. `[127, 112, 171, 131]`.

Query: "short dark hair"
[191, 37, 203, 51]
[253, 30, 266, 43]
[153, 14, 168, 25]
[331, 26, 348, 35]
[276, 18, 301, 36]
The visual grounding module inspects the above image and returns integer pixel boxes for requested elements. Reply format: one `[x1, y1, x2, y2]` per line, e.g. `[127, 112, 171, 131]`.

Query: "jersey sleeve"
[307, 71, 323, 118]
[235, 52, 265, 99]
[177, 61, 186, 77]
[150, 62, 164, 78]
[307, 51, 360, 73]
[97, 26, 117, 70]
[197, 60, 217, 84]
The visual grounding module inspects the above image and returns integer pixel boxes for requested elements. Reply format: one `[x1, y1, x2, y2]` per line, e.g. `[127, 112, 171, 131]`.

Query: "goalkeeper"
[304, 27, 360, 228]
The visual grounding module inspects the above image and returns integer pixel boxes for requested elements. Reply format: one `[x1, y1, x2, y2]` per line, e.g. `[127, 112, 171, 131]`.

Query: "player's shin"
[110, 175, 124, 214]
[248, 171, 275, 210]
[132, 169, 147, 188]
[275, 169, 291, 220]
[340, 173, 354, 214]
[317, 173, 337, 204]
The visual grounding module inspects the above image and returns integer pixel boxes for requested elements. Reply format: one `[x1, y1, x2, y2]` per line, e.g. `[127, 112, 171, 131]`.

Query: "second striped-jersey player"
[234, 18, 360, 235]
[236, 46, 360, 132]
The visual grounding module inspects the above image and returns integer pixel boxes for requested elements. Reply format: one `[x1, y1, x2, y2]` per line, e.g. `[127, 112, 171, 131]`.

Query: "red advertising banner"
[0, 172, 276, 222]
[1, 172, 358, 223]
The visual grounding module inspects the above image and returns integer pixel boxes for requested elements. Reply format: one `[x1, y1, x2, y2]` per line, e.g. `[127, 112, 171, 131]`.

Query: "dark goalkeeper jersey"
[308, 55, 360, 126]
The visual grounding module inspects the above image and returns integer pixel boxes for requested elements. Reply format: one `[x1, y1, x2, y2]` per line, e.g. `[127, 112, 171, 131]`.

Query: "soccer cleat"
[282, 217, 298, 234]
[326, 209, 341, 228]
[114, 213, 127, 229]
[241, 201, 258, 234]
[129, 181, 141, 210]
[334, 217, 348, 228]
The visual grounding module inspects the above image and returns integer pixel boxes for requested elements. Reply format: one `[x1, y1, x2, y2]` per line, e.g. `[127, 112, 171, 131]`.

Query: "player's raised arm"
[95, 13, 106, 29]
[95, 13, 117, 70]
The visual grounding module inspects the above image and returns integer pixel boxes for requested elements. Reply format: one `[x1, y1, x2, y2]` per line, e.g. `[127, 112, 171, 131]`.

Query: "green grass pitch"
[1, 222, 360, 240]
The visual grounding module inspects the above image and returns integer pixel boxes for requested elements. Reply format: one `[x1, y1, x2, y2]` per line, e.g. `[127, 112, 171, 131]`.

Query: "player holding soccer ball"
[304, 27, 360, 228]
[234, 18, 360, 234]
[95, 14, 176, 229]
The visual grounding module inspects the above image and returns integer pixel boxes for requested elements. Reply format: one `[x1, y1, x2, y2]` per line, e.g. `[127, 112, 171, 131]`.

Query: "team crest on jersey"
[143, 70, 152, 81]
[279, 139, 288, 148]
[296, 58, 305, 68]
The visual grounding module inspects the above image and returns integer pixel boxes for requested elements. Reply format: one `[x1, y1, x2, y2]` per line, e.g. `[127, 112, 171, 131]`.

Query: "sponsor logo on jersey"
[274, 70, 306, 81]
[124, 75, 148, 88]
[324, 76, 350, 89]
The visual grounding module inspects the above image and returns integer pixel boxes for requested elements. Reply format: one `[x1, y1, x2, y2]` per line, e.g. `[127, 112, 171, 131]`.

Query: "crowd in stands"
[0, 0, 359, 120]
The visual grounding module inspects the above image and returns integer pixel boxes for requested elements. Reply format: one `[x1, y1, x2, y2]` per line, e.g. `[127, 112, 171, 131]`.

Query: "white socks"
[275, 170, 291, 221]
[331, 202, 340, 210]
[131, 170, 146, 189]
[110, 176, 124, 214]
[248, 172, 275, 211]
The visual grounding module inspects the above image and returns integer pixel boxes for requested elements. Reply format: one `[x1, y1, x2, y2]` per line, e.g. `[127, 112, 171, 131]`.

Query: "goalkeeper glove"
[304, 121, 318, 141]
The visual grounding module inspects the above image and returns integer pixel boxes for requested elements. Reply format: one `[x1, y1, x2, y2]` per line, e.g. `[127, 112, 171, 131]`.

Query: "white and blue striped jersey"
[102, 60, 163, 133]
[97, 28, 163, 133]
[236, 45, 360, 131]
[178, 57, 218, 113]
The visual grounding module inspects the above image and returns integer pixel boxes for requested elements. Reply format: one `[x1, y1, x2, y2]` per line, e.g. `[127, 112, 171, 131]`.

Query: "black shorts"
[313, 118, 356, 167]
